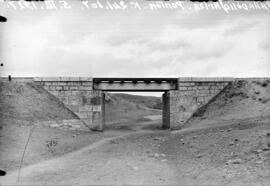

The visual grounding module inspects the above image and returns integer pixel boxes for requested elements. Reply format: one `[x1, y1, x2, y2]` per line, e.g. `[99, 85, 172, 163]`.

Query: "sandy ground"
[1, 115, 270, 185]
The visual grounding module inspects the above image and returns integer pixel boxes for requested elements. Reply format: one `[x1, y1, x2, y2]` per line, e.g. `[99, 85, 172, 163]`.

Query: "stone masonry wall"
[169, 77, 234, 129]
[34, 77, 104, 131]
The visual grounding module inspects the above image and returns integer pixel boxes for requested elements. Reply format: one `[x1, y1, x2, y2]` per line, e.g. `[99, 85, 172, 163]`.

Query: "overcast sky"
[0, 0, 270, 80]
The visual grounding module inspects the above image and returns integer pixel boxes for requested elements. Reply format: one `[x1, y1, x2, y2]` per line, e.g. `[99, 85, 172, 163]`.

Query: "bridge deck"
[93, 78, 178, 91]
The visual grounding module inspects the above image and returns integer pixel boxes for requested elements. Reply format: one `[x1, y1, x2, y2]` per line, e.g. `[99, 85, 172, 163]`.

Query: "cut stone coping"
[178, 77, 235, 82]
[34, 77, 93, 82]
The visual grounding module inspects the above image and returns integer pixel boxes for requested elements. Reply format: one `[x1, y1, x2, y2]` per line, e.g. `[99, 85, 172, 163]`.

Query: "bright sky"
[0, 0, 270, 81]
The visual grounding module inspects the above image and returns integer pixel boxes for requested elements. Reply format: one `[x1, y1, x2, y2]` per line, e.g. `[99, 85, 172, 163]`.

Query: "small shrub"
[228, 91, 249, 99]
[46, 138, 58, 153]
[235, 80, 246, 88]
[255, 80, 269, 87]
[262, 82, 268, 87]
[260, 98, 269, 104]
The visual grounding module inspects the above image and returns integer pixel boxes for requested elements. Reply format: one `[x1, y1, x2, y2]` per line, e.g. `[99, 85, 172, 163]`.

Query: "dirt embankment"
[0, 80, 78, 123]
[187, 79, 270, 128]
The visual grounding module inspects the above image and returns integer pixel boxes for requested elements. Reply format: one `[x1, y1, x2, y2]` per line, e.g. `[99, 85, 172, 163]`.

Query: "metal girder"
[93, 78, 178, 91]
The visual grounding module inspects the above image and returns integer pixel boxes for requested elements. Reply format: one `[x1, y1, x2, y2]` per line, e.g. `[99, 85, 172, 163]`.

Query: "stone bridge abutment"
[34, 77, 234, 131]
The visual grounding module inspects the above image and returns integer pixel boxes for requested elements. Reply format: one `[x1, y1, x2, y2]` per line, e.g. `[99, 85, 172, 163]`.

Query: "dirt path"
[0, 119, 177, 185]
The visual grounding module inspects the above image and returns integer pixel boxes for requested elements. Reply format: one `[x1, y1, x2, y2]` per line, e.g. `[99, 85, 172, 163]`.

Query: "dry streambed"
[2, 119, 270, 185]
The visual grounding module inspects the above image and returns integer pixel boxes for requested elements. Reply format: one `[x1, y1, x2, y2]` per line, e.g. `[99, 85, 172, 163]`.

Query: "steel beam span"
[93, 78, 178, 91]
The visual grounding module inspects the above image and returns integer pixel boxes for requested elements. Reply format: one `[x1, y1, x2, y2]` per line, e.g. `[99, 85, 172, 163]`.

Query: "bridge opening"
[92, 78, 177, 131]
[102, 91, 169, 131]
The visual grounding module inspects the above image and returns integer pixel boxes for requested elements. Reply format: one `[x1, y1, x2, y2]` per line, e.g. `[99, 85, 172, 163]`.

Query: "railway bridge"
[34, 77, 234, 131]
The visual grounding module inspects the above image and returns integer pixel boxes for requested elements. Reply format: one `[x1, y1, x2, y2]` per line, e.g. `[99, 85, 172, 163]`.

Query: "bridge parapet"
[34, 77, 93, 92]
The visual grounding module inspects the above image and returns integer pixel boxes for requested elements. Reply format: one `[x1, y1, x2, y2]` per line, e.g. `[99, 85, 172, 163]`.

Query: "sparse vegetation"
[258, 97, 269, 104]
[46, 138, 58, 153]
[255, 80, 270, 87]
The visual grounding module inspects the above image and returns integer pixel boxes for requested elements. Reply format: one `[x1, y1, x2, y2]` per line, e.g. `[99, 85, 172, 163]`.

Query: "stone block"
[63, 86, 69, 91]
[219, 85, 226, 89]
[77, 112, 88, 119]
[181, 91, 193, 96]
[197, 97, 204, 103]
[204, 96, 212, 102]
[58, 91, 66, 96]
[70, 86, 79, 90]
[210, 89, 216, 94]
[63, 91, 71, 96]
[79, 105, 92, 112]
[178, 82, 192, 86]
[82, 82, 93, 86]
[68, 105, 79, 112]
[69, 97, 79, 106]
[48, 86, 56, 91]
[79, 77, 93, 81]
[80, 86, 92, 91]
[90, 97, 101, 105]
[178, 87, 187, 91]
[57, 82, 67, 86]
[34, 81, 44, 86]
[60, 97, 69, 105]
[33, 77, 43, 81]
[202, 90, 209, 94]
[71, 91, 80, 96]
[179, 77, 235, 82]
[92, 105, 101, 112]
[69, 77, 81, 81]
[60, 77, 70, 81]
[42, 77, 62, 81]
[49, 91, 58, 97]
[208, 85, 216, 90]
[67, 82, 78, 86]
[43, 85, 50, 90]
[87, 112, 93, 117]
[55, 86, 63, 91]
[44, 82, 53, 86]
[178, 77, 193, 82]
